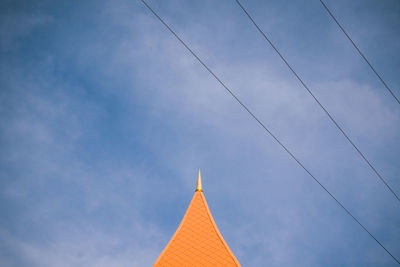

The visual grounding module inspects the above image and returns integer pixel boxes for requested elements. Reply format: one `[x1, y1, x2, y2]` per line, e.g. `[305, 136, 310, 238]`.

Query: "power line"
[233, 0, 399, 202]
[140, 0, 399, 263]
[319, 0, 400, 105]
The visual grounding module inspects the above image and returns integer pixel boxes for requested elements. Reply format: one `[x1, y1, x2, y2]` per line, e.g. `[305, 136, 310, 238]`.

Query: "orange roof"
[153, 171, 241, 267]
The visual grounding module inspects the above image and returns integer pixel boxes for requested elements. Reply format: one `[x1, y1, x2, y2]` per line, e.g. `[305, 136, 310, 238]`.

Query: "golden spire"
[195, 169, 203, 192]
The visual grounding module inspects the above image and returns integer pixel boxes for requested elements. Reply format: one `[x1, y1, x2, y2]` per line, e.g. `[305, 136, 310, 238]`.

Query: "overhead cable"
[140, 0, 399, 263]
[319, 0, 400, 105]
[233, 0, 399, 202]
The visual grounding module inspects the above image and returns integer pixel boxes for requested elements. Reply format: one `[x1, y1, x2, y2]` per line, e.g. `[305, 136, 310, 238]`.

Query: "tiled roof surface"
[153, 191, 241, 267]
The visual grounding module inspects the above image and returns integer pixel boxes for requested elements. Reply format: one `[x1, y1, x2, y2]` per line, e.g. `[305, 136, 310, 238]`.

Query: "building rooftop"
[153, 170, 241, 267]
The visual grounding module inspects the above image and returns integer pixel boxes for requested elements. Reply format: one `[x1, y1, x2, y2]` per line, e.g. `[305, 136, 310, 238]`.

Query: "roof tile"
[153, 191, 241, 267]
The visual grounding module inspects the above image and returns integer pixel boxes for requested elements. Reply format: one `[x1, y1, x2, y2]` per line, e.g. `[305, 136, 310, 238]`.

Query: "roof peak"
[153, 176, 241, 266]
[195, 169, 203, 192]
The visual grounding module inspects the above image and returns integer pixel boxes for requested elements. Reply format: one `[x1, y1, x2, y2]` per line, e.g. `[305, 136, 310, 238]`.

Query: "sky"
[0, 0, 399, 266]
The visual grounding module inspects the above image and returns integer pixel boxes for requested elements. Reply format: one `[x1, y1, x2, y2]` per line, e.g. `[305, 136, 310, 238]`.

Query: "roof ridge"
[199, 192, 241, 267]
[152, 193, 196, 266]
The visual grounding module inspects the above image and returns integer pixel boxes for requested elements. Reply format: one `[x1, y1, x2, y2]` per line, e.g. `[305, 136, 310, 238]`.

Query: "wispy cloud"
[1, 0, 399, 266]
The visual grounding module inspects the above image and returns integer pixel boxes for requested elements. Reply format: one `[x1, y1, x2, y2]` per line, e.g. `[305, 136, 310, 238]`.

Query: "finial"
[195, 169, 203, 192]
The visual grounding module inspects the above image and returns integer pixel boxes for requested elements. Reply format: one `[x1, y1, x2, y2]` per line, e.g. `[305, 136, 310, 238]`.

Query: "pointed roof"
[153, 171, 241, 267]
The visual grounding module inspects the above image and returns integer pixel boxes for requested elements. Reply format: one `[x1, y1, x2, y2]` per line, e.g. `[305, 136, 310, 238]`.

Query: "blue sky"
[0, 0, 399, 266]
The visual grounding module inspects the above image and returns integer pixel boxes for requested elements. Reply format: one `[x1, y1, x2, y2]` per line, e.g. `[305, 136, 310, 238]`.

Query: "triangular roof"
[153, 171, 241, 267]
